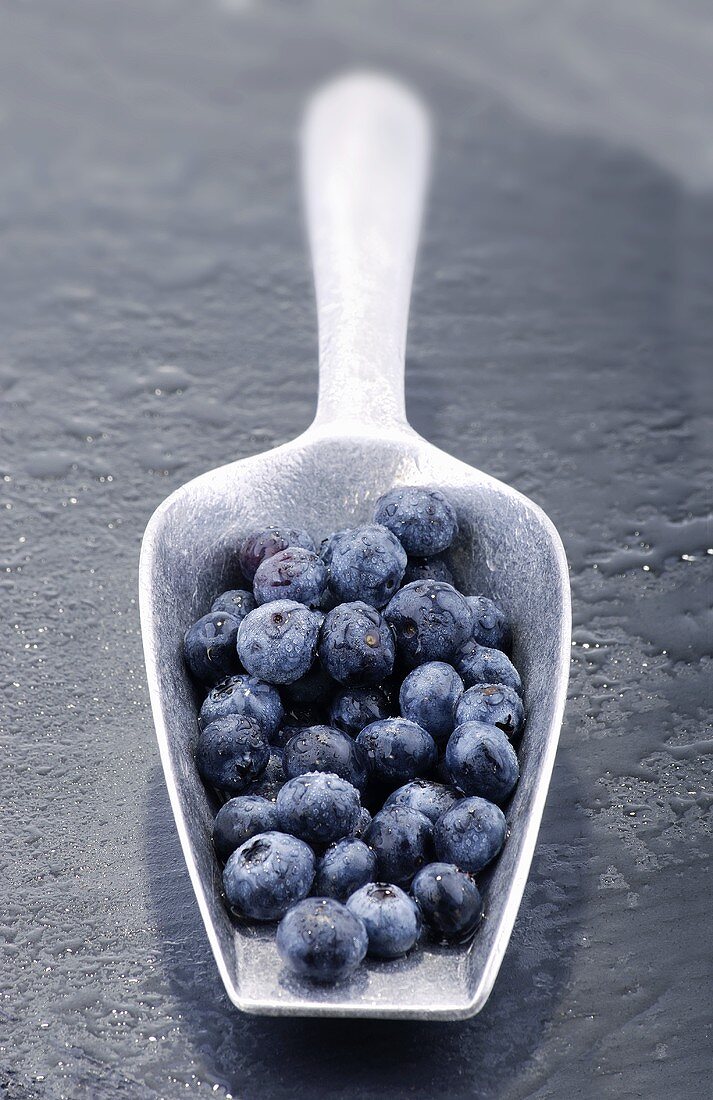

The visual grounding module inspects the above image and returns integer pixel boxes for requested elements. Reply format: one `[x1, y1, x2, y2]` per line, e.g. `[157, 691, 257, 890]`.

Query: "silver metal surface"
[139, 73, 571, 1020]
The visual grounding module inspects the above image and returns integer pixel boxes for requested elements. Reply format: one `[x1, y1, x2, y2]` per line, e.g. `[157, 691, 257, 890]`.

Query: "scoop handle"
[303, 72, 430, 435]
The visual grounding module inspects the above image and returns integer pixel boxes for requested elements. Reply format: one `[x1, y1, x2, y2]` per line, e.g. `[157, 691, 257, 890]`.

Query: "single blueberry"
[465, 595, 511, 652]
[280, 660, 334, 708]
[237, 600, 320, 685]
[195, 715, 270, 794]
[212, 795, 281, 861]
[434, 796, 507, 873]
[239, 527, 316, 582]
[183, 612, 241, 687]
[329, 685, 391, 738]
[347, 882, 421, 958]
[399, 661, 464, 742]
[364, 805, 433, 886]
[210, 588, 256, 623]
[223, 831, 315, 921]
[455, 682, 525, 739]
[276, 772, 362, 846]
[352, 806, 372, 838]
[325, 524, 407, 608]
[384, 779, 460, 824]
[411, 863, 483, 944]
[384, 581, 472, 670]
[253, 546, 328, 609]
[319, 529, 349, 569]
[374, 486, 457, 557]
[283, 724, 369, 791]
[455, 641, 522, 694]
[318, 601, 395, 687]
[402, 555, 455, 586]
[445, 721, 520, 803]
[356, 718, 437, 788]
[245, 747, 285, 800]
[313, 837, 377, 902]
[276, 897, 368, 983]
[199, 673, 284, 742]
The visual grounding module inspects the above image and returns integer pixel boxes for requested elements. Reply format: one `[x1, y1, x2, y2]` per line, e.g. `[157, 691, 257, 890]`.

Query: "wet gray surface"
[1, 2, 711, 1098]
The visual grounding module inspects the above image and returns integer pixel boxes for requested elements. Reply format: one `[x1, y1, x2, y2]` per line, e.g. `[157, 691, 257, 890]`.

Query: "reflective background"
[1, 2, 711, 1097]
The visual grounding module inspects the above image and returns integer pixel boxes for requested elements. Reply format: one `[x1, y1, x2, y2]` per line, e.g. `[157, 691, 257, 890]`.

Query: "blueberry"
[364, 805, 433, 886]
[384, 779, 460, 824]
[239, 527, 316, 582]
[374, 486, 457, 557]
[329, 685, 391, 738]
[411, 863, 483, 944]
[319, 529, 349, 569]
[465, 595, 511, 652]
[223, 831, 315, 921]
[347, 882, 421, 958]
[183, 612, 241, 687]
[199, 674, 284, 742]
[245, 747, 285, 800]
[455, 642, 522, 694]
[253, 546, 328, 609]
[280, 660, 333, 707]
[283, 725, 369, 790]
[314, 838, 377, 902]
[356, 718, 437, 788]
[445, 721, 520, 803]
[455, 683, 525, 739]
[237, 600, 320, 685]
[277, 897, 368, 983]
[210, 589, 256, 623]
[384, 581, 472, 669]
[399, 661, 464, 742]
[352, 806, 372, 838]
[433, 796, 507, 873]
[276, 772, 362, 846]
[402, 555, 455, 586]
[318, 602, 395, 687]
[212, 795, 281, 861]
[195, 715, 270, 794]
[325, 524, 406, 608]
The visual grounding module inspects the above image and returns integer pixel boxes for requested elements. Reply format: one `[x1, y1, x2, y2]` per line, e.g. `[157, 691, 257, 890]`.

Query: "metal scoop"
[139, 72, 571, 1020]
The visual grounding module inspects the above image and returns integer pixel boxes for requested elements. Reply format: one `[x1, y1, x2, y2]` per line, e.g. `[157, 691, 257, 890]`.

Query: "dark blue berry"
[434, 796, 507, 873]
[384, 581, 472, 669]
[318, 601, 395, 687]
[276, 897, 368, 983]
[212, 795, 281, 861]
[199, 674, 284, 742]
[399, 661, 464, 742]
[283, 725, 369, 790]
[384, 779, 460, 824]
[374, 486, 457, 557]
[237, 600, 320, 685]
[402, 555, 455, 586]
[329, 685, 391, 738]
[364, 805, 433, 886]
[313, 838, 377, 901]
[253, 547, 327, 608]
[356, 718, 437, 788]
[223, 831, 315, 921]
[210, 589, 256, 623]
[325, 525, 406, 608]
[465, 595, 511, 652]
[455, 642, 522, 693]
[411, 863, 483, 944]
[276, 772, 362, 846]
[195, 715, 270, 794]
[239, 527, 316, 582]
[352, 806, 372, 838]
[183, 612, 240, 687]
[455, 683, 525, 739]
[445, 721, 520, 803]
[245, 747, 285, 800]
[347, 882, 421, 958]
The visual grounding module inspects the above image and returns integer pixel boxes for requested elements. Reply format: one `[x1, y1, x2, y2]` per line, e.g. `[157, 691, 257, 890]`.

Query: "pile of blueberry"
[183, 487, 524, 984]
